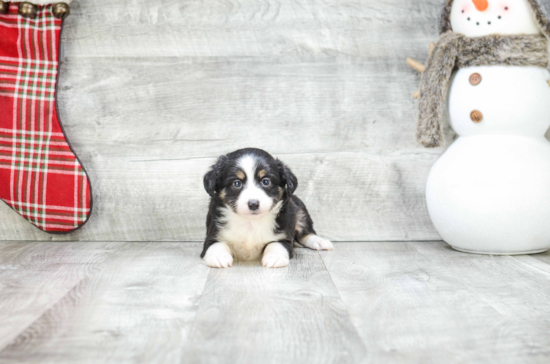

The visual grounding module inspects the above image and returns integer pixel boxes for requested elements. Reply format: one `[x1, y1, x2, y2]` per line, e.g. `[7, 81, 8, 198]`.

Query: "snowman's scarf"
[417, 31, 549, 148]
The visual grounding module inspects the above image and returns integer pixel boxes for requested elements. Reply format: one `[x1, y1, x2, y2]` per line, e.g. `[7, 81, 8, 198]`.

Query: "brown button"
[470, 110, 483, 123]
[469, 73, 482, 86]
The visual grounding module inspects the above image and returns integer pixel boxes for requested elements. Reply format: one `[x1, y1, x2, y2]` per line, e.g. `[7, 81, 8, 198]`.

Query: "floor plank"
[185, 248, 367, 364]
[0, 243, 210, 363]
[322, 242, 550, 364]
[0, 242, 120, 351]
[526, 250, 550, 269]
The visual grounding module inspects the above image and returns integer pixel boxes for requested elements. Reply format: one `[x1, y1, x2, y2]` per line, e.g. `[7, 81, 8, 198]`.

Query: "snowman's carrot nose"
[472, 0, 489, 11]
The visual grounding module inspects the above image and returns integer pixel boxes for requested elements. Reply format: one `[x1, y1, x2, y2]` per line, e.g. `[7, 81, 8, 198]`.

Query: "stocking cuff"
[4, 0, 72, 5]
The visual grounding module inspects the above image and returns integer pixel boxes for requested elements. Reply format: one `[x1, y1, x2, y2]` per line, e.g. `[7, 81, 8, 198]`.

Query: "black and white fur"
[201, 148, 333, 268]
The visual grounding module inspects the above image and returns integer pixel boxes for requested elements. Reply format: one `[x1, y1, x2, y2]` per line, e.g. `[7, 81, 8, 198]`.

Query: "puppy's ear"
[276, 159, 298, 198]
[203, 170, 217, 197]
[203, 156, 227, 197]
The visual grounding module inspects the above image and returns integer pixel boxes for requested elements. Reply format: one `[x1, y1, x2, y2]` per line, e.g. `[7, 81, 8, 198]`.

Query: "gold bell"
[52, 3, 70, 19]
[0, 1, 9, 15]
[18, 2, 37, 18]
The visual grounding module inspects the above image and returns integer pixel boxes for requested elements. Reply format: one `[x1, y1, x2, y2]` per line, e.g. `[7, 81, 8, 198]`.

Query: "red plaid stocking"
[0, 1, 92, 233]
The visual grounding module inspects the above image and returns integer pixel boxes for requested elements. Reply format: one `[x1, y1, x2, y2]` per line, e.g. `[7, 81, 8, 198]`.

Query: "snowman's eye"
[505, 7, 509, 10]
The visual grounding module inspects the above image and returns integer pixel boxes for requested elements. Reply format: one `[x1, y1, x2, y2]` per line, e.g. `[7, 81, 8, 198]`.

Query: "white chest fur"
[216, 203, 285, 261]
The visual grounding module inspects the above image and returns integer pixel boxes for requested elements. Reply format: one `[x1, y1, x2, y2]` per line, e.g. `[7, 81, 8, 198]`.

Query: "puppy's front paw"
[262, 254, 290, 268]
[205, 253, 233, 268]
[203, 242, 234, 268]
[301, 235, 334, 251]
[262, 243, 290, 268]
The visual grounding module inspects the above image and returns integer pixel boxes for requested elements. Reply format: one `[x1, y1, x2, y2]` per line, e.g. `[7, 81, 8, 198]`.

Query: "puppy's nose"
[248, 200, 260, 211]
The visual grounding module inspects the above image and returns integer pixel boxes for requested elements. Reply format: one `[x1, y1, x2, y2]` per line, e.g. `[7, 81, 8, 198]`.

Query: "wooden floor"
[1, 242, 549, 363]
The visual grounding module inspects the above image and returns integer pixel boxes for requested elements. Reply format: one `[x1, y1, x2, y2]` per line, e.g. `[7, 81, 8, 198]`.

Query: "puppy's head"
[204, 148, 298, 218]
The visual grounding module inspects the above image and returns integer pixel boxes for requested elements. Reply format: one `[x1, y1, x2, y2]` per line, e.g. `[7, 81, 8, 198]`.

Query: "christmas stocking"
[0, 1, 92, 233]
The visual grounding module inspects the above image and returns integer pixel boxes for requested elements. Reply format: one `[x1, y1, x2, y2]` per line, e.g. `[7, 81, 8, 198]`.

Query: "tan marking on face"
[258, 169, 267, 179]
[219, 188, 226, 201]
[236, 170, 245, 180]
[278, 187, 284, 199]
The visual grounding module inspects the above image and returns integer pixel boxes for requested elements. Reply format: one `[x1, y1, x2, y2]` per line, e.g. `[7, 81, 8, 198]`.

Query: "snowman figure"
[409, 0, 550, 254]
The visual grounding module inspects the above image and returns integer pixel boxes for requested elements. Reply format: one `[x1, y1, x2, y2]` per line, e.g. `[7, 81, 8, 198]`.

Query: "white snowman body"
[426, 0, 550, 254]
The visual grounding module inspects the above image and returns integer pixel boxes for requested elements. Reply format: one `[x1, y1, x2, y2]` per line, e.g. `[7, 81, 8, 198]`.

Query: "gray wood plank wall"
[1, 0, 548, 241]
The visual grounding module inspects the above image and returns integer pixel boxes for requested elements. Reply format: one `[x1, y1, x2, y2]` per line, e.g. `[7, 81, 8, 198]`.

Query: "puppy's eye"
[233, 180, 242, 188]
[261, 178, 271, 187]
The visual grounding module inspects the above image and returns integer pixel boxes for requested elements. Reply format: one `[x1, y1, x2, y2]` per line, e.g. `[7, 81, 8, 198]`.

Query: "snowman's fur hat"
[440, 0, 550, 38]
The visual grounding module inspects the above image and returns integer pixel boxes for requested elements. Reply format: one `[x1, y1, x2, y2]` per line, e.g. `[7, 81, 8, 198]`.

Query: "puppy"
[201, 148, 333, 268]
